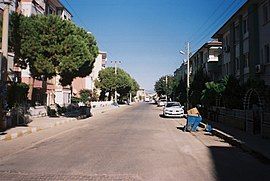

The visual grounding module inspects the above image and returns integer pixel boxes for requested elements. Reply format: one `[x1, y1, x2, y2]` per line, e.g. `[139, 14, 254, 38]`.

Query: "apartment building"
[72, 52, 107, 98]
[212, 0, 270, 86]
[19, 0, 72, 19]
[189, 40, 222, 82]
[3, 0, 74, 106]
[174, 62, 187, 81]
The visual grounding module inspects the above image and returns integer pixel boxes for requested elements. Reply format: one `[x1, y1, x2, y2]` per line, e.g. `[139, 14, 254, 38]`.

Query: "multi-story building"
[174, 62, 187, 81]
[189, 40, 222, 81]
[174, 41, 222, 83]
[19, 0, 72, 19]
[0, 0, 72, 105]
[212, 0, 270, 86]
[72, 51, 107, 98]
[20, 0, 46, 16]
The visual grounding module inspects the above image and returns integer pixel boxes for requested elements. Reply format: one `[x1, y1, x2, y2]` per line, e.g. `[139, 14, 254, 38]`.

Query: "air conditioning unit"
[224, 46, 230, 53]
[255, 64, 264, 74]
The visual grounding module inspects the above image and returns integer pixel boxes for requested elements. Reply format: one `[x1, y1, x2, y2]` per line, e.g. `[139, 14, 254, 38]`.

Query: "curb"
[0, 118, 77, 141]
[0, 105, 125, 142]
[199, 122, 270, 164]
[0, 127, 41, 141]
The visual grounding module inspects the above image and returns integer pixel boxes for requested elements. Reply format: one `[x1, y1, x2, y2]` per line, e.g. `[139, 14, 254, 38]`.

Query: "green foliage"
[7, 83, 29, 108]
[200, 75, 244, 109]
[10, 14, 99, 86]
[154, 75, 174, 99]
[172, 77, 187, 103]
[221, 76, 243, 109]
[95, 67, 139, 101]
[201, 81, 225, 107]
[71, 96, 81, 103]
[79, 89, 92, 104]
[131, 78, 140, 97]
[189, 69, 210, 107]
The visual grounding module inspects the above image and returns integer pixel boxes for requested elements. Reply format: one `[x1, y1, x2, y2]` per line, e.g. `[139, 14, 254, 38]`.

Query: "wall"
[258, 0, 270, 86]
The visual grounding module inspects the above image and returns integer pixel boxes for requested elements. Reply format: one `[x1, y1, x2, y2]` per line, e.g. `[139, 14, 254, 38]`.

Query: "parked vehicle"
[157, 99, 167, 107]
[163, 102, 184, 117]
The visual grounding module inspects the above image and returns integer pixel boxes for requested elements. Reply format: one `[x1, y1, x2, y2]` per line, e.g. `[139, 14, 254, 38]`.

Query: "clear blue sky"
[63, 0, 246, 91]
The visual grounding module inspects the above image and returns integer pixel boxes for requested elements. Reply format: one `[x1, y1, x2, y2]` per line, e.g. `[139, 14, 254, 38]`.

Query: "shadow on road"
[208, 146, 270, 181]
[159, 114, 182, 120]
[176, 126, 185, 132]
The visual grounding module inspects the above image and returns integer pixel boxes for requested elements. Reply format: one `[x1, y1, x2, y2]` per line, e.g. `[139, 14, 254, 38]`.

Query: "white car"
[163, 102, 184, 117]
[157, 99, 167, 107]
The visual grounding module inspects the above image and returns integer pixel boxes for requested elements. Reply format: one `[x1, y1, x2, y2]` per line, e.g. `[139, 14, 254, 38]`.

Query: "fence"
[210, 107, 270, 138]
[91, 101, 114, 109]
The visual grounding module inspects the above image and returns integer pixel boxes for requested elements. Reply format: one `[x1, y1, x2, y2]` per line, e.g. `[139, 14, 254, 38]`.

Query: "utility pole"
[186, 42, 190, 110]
[165, 75, 168, 102]
[111, 60, 121, 104]
[180, 42, 191, 109]
[0, 0, 11, 130]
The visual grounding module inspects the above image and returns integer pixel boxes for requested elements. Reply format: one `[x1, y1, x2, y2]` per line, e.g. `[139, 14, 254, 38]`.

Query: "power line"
[188, 0, 227, 43]
[191, 0, 240, 49]
[62, 0, 88, 29]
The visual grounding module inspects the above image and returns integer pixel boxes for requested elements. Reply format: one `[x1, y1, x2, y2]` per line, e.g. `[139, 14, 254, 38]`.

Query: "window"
[265, 44, 270, 63]
[243, 18, 248, 34]
[225, 63, 229, 75]
[225, 35, 229, 46]
[235, 58, 240, 71]
[244, 53, 249, 68]
[234, 24, 240, 42]
[263, 4, 269, 24]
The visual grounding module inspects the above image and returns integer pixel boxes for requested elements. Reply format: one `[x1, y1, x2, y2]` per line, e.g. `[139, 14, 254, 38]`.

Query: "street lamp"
[179, 42, 190, 109]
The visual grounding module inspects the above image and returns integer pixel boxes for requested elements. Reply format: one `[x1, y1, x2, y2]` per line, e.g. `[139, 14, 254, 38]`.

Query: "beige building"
[189, 40, 222, 81]
[72, 52, 107, 98]
[0, 0, 74, 106]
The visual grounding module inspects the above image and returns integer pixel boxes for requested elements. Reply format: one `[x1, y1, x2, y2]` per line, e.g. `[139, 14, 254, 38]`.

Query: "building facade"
[189, 40, 222, 82]
[174, 62, 187, 81]
[72, 52, 107, 98]
[5, 0, 74, 106]
[212, 0, 270, 86]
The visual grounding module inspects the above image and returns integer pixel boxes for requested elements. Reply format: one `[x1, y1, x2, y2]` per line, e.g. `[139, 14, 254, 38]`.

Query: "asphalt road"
[0, 103, 269, 181]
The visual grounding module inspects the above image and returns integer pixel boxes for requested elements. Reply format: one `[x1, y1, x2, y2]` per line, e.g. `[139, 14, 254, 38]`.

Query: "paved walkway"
[203, 120, 270, 160]
[0, 105, 123, 141]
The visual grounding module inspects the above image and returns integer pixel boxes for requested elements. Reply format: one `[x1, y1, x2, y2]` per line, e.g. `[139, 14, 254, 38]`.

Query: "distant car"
[163, 102, 184, 117]
[157, 99, 167, 107]
[150, 99, 156, 104]
[145, 97, 150, 102]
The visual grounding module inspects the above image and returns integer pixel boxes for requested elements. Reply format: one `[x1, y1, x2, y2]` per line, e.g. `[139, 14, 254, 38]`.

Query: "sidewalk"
[0, 104, 125, 141]
[201, 120, 270, 161]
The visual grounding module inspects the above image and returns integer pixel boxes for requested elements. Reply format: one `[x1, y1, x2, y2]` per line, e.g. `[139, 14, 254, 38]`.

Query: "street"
[0, 103, 269, 181]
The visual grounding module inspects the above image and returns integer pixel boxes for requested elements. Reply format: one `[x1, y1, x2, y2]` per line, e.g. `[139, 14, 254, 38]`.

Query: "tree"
[222, 76, 243, 109]
[79, 89, 92, 104]
[172, 77, 187, 104]
[131, 78, 140, 97]
[10, 14, 98, 103]
[189, 68, 210, 107]
[95, 67, 138, 101]
[154, 75, 174, 99]
[201, 81, 225, 108]
[7, 83, 29, 108]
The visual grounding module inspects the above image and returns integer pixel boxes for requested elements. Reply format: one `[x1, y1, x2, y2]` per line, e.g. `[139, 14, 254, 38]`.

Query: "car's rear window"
[166, 103, 181, 107]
